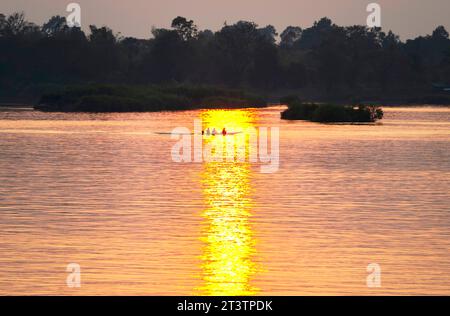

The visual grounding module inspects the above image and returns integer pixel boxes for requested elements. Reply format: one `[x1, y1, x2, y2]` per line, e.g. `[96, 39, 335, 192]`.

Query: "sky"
[1, 0, 449, 40]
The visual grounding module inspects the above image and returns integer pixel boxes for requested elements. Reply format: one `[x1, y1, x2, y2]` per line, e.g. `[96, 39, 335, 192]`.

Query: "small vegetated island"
[35, 84, 267, 112]
[280, 96, 384, 123]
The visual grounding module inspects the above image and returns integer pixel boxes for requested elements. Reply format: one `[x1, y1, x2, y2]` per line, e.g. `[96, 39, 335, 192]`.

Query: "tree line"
[1, 12, 450, 101]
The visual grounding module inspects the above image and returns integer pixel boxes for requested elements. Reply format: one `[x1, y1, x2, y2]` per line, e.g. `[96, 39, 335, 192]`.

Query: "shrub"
[280, 98, 384, 123]
[36, 84, 267, 112]
[312, 104, 350, 122]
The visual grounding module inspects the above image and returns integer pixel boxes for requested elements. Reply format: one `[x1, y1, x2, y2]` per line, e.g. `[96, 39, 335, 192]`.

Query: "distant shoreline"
[2, 92, 450, 113]
[0, 103, 34, 110]
[1, 102, 450, 113]
[0, 103, 33, 107]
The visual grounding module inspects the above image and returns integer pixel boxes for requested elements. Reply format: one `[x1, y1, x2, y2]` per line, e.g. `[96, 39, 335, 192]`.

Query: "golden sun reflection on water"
[0, 107, 449, 295]
[197, 109, 259, 296]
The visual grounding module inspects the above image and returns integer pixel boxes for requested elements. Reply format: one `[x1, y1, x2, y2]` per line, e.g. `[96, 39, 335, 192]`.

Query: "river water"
[0, 106, 449, 295]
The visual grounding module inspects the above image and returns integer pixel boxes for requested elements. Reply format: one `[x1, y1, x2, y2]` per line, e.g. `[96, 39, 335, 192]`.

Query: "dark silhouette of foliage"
[1, 12, 450, 104]
[171, 16, 198, 41]
[280, 26, 302, 48]
[35, 84, 267, 112]
[281, 98, 384, 123]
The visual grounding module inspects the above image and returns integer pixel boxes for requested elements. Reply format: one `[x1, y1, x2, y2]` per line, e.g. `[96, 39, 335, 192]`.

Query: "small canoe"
[156, 132, 242, 136]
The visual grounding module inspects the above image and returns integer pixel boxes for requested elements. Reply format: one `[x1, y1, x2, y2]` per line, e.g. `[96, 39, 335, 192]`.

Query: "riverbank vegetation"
[1, 12, 450, 105]
[280, 96, 384, 123]
[35, 84, 267, 112]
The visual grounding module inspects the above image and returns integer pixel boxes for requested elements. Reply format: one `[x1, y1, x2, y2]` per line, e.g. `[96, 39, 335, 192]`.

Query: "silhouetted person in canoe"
[205, 128, 210, 136]
[212, 128, 217, 136]
[222, 128, 227, 136]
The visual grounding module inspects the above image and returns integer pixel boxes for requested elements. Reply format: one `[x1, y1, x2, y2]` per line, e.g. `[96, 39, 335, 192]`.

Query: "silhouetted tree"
[433, 26, 449, 40]
[171, 16, 198, 41]
[1, 12, 449, 102]
[0, 12, 39, 38]
[42, 16, 68, 37]
[280, 26, 302, 48]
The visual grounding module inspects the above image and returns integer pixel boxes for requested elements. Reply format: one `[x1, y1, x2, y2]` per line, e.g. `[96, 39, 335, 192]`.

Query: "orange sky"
[1, 0, 449, 40]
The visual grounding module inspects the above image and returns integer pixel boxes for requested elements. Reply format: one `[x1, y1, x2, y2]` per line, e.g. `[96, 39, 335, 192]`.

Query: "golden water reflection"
[198, 109, 259, 296]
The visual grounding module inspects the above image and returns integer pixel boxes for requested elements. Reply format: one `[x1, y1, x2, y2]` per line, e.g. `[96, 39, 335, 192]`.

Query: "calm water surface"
[0, 106, 449, 295]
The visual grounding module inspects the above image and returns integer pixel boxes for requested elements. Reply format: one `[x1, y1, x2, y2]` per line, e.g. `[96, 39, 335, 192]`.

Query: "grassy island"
[280, 96, 384, 123]
[35, 84, 267, 112]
